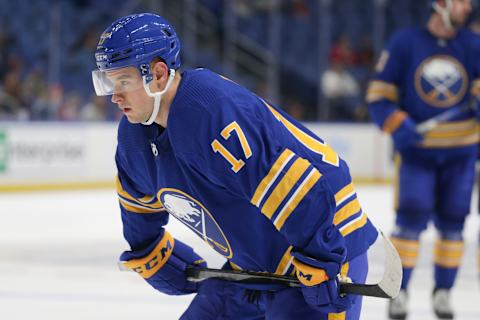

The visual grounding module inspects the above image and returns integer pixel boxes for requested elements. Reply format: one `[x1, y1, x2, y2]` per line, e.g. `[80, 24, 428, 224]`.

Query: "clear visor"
[92, 67, 145, 96]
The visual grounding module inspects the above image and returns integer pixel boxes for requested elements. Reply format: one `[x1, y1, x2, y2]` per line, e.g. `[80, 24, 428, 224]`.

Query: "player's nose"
[111, 92, 123, 104]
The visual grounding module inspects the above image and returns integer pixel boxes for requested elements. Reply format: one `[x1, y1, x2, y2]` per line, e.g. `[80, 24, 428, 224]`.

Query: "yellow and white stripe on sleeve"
[274, 245, 294, 276]
[365, 80, 399, 103]
[333, 182, 368, 236]
[250, 148, 322, 231]
[115, 175, 166, 214]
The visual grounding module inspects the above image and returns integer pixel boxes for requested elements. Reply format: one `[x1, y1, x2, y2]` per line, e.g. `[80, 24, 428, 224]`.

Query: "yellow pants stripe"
[391, 237, 420, 268]
[434, 239, 464, 268]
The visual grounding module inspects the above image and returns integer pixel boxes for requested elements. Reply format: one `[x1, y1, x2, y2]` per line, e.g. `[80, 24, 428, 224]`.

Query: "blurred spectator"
[30, 82, 65, 121]
[285, 98, 306, 121]
[0, 90, 28, 120]
[321, 57, 361, 121]
[31, 90, 54, 120]
[329, 34, 360, 66]
[23, 68, 48, 106]
[0, 0, 473, 123]
[356, 34, 375, 70]
[58, 92, 81, 121]
[321, 34, 363, 121]
[66, 26, 102, 96]
[233, 0, 273, 45]
[233, 0, 273, 16]
[80, 95, 120, 121]
[0, 70, 29, 120]
[352, 34, 376, 123]
[0, 29, 15, 77]
[287, 0, 310, 17]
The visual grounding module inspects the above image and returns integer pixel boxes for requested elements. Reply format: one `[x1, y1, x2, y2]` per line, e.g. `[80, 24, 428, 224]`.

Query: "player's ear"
[151, 60, 168, 81]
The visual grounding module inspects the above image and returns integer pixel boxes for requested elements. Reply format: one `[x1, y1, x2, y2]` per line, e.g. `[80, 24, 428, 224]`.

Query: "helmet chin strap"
[142, 69, 176, 126]
[433, 0, 453, 31]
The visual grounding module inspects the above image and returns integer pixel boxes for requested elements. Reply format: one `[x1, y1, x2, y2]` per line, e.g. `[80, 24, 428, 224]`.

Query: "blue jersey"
[116, 69, 378, 276]
[367, 27, 480, 157]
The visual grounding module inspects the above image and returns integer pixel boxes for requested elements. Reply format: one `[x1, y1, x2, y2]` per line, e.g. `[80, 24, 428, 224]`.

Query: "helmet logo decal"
[95, 53, 108, 63]
[414, 55, 468, 108]
[158, 188, 233, 258]
[140, 64, 149, 75]
[98, 32, 112, 46]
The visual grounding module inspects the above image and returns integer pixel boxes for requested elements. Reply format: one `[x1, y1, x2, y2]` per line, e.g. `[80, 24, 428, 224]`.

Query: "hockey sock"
[391, 228, 420, 289]
[434, 232, 464, 289]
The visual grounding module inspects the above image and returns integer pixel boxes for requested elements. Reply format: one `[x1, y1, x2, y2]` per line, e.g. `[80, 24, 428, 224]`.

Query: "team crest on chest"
[157, 188, 233, 258]
[414, 55, 468, 108]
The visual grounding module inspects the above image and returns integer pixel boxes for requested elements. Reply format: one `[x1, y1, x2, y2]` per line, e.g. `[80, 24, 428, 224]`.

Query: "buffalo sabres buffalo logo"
[414, 55, 468, 108]
[157, 188, 232, 258]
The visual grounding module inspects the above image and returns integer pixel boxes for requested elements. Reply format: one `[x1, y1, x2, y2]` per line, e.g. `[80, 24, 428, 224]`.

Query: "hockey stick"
[118, 232, 401, 298]
[415, 104, 473, 134]
[186, 232, 402, 299]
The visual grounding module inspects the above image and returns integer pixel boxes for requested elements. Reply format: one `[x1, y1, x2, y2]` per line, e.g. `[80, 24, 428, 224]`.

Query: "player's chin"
[452, 17, 467, 27]
[124, 114, 142, 124]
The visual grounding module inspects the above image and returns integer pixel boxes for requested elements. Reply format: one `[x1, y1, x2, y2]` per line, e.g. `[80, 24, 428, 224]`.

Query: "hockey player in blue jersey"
[92, 13, 380, 319]
[367, 0, 479, 319]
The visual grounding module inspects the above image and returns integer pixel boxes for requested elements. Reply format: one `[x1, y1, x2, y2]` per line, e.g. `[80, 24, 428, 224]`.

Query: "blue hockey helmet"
[92, 13, 180, 95]
[92, 13, 180, 125]
[95, 13, 180, 73]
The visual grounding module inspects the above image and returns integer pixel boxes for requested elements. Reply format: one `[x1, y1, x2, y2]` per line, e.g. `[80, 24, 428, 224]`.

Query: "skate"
[388, 289, 408, 320]
[432, 288, 454, 319]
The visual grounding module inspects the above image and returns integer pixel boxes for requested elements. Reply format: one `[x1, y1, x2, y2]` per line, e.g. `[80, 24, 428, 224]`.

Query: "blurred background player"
[92, 13, 380, 320]
[367, 0, 480, 319]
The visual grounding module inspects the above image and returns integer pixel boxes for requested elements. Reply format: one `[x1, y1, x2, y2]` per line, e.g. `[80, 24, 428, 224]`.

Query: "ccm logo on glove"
[123, 232, 174, 278]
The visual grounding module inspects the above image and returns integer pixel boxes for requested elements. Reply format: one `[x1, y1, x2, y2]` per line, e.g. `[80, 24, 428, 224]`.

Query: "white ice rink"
[0, 185, 479, 320]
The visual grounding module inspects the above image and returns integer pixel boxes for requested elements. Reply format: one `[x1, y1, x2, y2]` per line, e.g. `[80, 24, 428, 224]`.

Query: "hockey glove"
[291, 252, 353, 314]
[120, 231, 206, 295]
[391, 117, 423, 151]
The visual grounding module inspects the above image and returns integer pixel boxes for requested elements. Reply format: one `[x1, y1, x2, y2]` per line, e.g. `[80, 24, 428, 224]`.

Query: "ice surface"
[0, 186, 478, 319]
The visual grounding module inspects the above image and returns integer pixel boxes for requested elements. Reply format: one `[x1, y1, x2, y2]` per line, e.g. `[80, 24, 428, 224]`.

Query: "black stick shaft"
[186, 267, 391, 298]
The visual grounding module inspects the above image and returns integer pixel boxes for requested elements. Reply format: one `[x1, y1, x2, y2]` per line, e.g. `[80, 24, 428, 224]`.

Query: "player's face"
[107, 67, 154, 124]
[450, 0, 472, 26]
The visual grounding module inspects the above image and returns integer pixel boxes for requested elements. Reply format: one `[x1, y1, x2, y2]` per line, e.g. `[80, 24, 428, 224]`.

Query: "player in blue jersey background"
[367, 0, 479, 319]
[92, 12, 380, 320]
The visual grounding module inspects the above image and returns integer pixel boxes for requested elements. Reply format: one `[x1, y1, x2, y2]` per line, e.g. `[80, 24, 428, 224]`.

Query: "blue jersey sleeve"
[170, 79, 347, 265]
[469, 32, 480, 117]
[367, 29, 411, 133]
[115, 144, 169, 253]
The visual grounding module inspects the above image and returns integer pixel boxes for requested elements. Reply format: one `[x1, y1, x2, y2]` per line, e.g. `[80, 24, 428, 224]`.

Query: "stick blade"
[377, 231, 402, 298]
[338, 231, 402, 298]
